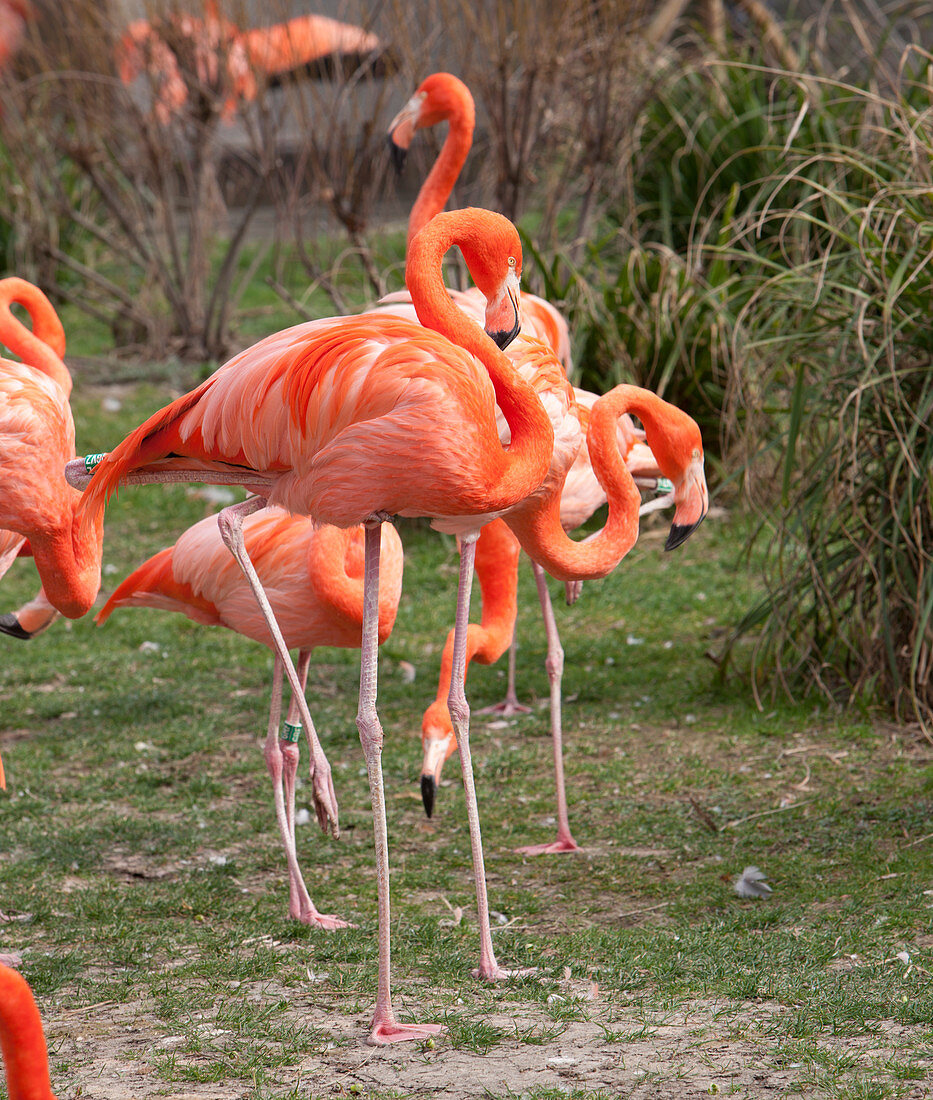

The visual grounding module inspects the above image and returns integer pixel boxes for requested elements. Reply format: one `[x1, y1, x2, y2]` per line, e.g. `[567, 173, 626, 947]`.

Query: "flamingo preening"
[419, 392, 673, 855]
[0, 278, 77, 645]
[69, 208, 555, 1043]
[0, 962, 57, 1100]
[116, 0, 389, 125]
[97, 508, 403, 930]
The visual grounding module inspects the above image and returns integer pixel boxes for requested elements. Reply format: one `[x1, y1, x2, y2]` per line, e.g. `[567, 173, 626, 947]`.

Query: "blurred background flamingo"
[116, 0, 392, 124]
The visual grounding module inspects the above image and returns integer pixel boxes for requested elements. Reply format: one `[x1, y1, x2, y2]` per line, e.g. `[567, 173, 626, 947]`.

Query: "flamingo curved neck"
[406, 92, 474, 255]
[406, 212, 553, 510]
[504, 387, 658, 582]
[0, 281, 70, 397]
[30, 504, 103, 620]
[306, 527, 402, 643]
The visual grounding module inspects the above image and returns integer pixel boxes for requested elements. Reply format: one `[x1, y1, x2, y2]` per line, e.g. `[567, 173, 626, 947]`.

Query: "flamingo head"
[453, 211, 523, 349]
[641, 404, 708, 550]
[387, 72, 473, 173]
[420, 703, 458, 817]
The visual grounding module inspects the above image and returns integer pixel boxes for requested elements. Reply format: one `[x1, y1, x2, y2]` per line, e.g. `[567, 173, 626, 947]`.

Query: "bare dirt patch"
[42, 985, 933, 1099]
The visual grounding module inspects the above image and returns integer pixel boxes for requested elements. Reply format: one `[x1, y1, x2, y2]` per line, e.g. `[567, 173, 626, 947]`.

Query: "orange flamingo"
[116, 0, 387, 125]
[0, 962, 57, 1100]
[0, 280, 86, 647]
[97, 507, 403, 930]
[70, 208, 556, 1043]
[419, 392, 693, 855]
[381, 71, 572, 371]
[0, 358, 102, 628]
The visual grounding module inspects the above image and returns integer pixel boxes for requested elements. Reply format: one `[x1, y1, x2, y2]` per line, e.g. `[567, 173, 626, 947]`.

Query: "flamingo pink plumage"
[70, 207, 555, 1042]
[419, 392, 677, 854]
[0, 962, 57, 1100]
[382, 71, 572, 371]
[97, 507, 403, 930]
[0, 278, 75, 643]
[0, 358, 102, 626]
[116, 0, 386, 125]
[0, 0, 30, 90]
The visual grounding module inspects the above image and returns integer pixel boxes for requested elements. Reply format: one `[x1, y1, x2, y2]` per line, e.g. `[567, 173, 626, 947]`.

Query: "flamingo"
[0, 278, 74, 643]
[96, 508, 403, 931]
[116, 0, 388, 125]
[419, 392, 687, 856]
[380, 71, 572, 371]
[69, 207, 556, 1043]
[0, 356, 103, 634]
[0, 962, 57, 1100]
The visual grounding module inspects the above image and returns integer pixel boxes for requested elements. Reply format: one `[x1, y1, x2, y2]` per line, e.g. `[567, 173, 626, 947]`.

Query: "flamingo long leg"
[264, 654, 353, 930]
[357, 523, 444, 1045]
[515, 562, 580, 856]
[475, 626, 531, 716]
[446, 533, 535, 981]
[216, 497, 338, 836]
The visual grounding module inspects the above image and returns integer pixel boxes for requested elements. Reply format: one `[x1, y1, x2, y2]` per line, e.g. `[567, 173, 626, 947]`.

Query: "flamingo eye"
[507, 256, 516, 268]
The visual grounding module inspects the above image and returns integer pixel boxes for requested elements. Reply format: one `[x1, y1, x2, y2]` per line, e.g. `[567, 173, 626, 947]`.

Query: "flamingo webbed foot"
[308, 754, 340, 838]
[515, 836, 580, 856]
[367, 1020, 446, 1045]
[471, 964, 537, 982]
[294, 909, 356, 931]
[475, 699, 532, 716]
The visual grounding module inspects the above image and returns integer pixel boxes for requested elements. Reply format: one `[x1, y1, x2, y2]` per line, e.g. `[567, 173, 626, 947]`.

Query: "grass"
[1, 377, 931, 1098]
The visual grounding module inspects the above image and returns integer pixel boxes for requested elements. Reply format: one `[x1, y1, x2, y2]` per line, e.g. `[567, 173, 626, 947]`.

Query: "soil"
[44, 981, 933, 1099]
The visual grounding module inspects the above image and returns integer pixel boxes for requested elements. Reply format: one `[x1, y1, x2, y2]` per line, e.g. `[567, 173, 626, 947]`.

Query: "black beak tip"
[0, 613, 32, 640]
[665, 513, 705, 551]
[487, 321, 520, 351]
[389, 138, 408, 175]
[420, 774, 437, 818]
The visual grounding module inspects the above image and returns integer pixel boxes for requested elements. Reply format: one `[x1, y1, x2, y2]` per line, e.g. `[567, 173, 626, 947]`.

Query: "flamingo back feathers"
[82, 313, 509, 530]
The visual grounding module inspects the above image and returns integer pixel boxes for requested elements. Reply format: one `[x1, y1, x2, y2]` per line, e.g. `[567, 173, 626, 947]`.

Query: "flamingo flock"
[0, 31, 711, 1084]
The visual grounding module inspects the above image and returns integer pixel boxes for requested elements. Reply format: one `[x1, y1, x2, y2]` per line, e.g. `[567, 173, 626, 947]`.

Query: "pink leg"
[357, 524, 444, 1046]
[475, 627, 532, 715]
[448, 534, 536, 982]
[217, 498, 338, 837]
[266, 654, 353, 930]
[516, 563, 580, 856]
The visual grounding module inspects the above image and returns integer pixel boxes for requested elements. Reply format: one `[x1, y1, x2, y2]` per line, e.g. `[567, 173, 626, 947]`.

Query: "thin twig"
[723, 797, 818, 831]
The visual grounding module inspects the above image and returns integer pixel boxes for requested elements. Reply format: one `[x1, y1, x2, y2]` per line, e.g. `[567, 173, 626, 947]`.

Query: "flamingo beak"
[0, 614, 31, 639]
[420, 732, 454, 817]
[484, 270, 521, 350]
[387, 93, 423, 174]
[665, 453, 709, 551]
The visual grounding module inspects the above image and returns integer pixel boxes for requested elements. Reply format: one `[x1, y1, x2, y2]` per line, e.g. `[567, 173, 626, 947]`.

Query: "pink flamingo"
[71, 208, 556, 1043]
[116, 0, 387, 125]
[97, 507, 403, 931]
[0, 278, 75, 643]
[0, 962, 57, 1100]
[420, 392, 691, 856]
[380, 71, 572, 370]
[0, 357, 102, 630]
